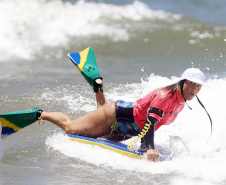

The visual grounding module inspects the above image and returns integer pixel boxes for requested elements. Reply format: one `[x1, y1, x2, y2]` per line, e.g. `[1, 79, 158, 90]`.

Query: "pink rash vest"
[133, 87, 185, 131]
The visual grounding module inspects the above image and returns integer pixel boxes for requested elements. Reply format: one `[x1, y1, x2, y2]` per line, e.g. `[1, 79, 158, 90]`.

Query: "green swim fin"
[68, 47, 102, 91]
[0, 109, 41, 138]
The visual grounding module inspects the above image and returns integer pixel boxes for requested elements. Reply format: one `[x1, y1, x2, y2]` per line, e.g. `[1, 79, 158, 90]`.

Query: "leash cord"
[127, 118, 152, 151]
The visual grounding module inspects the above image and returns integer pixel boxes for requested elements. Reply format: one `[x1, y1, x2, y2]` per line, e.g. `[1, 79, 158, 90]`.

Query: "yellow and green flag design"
[68, 47, 100, 87]
[0, 109, 39, 138]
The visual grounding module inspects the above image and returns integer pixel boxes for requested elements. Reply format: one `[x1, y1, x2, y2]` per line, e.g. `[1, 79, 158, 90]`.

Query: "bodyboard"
[68, 134, 173, 161]
[0, 109, 39, 138]
[67, 47, 100, 86]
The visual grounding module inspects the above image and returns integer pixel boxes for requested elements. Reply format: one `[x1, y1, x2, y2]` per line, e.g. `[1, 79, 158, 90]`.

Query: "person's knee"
[64, 126, 72, 134]
[64, 122, 74, 134]
[56, 113, 73, 133]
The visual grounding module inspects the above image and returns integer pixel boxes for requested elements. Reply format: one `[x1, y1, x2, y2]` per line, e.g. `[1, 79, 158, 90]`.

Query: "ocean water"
[0, 0, 226, 184]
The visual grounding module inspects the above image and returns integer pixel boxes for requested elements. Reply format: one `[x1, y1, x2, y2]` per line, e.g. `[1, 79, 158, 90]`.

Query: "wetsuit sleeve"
[143, 116, 158, 150]
[143, 107, 164, 150]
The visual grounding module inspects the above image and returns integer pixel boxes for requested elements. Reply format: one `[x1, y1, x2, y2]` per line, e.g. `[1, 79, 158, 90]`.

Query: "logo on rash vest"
[170, 111, 178, 117]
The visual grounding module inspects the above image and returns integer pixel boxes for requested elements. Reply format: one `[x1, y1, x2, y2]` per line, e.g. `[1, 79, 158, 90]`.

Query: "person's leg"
[40, 101, 116, 138]
[94, 78, 106, 108]
[96, 92, 106, 108]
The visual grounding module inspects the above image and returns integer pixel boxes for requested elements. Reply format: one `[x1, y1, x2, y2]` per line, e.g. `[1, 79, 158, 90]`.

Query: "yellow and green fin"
[67, 47, 101, 87]
[0, 109, 39, 138]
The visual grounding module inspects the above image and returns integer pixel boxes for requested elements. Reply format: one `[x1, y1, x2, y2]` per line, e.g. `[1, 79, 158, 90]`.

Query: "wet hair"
[156, 80, 186, 99]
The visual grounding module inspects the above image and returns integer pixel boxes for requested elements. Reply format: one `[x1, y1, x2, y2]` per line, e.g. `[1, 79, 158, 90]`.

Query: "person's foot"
[32, 108, 44, 124]
[93, 77, 103, 92]
[33, 109, 43, 120]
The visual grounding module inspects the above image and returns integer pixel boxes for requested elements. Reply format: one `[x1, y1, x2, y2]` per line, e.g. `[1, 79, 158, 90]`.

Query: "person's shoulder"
[153, 87, 171, 98]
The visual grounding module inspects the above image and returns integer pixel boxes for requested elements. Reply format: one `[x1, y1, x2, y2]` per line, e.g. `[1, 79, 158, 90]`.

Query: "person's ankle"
[35, 109, 43, 120]
[93, 77, 103, 92]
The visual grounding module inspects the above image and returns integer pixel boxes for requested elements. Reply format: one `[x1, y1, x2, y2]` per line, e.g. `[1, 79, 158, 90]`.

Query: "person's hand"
[146, 149, 162, 162]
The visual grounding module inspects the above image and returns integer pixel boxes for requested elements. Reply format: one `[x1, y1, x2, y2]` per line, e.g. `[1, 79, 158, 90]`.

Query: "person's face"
[182, 80, 202, 101]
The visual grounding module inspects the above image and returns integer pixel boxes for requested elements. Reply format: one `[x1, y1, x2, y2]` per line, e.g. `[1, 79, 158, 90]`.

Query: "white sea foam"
[45, 75, 226, 184]
[0, 0, 181, 61]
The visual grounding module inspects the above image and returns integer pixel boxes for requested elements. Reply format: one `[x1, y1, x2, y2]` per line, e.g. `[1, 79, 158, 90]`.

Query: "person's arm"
[143, 107, 164, 161]
[143, 116, 158, 150]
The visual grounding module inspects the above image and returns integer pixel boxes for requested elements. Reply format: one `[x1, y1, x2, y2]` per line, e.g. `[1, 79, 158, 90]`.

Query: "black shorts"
[115, 100, 141, 136]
